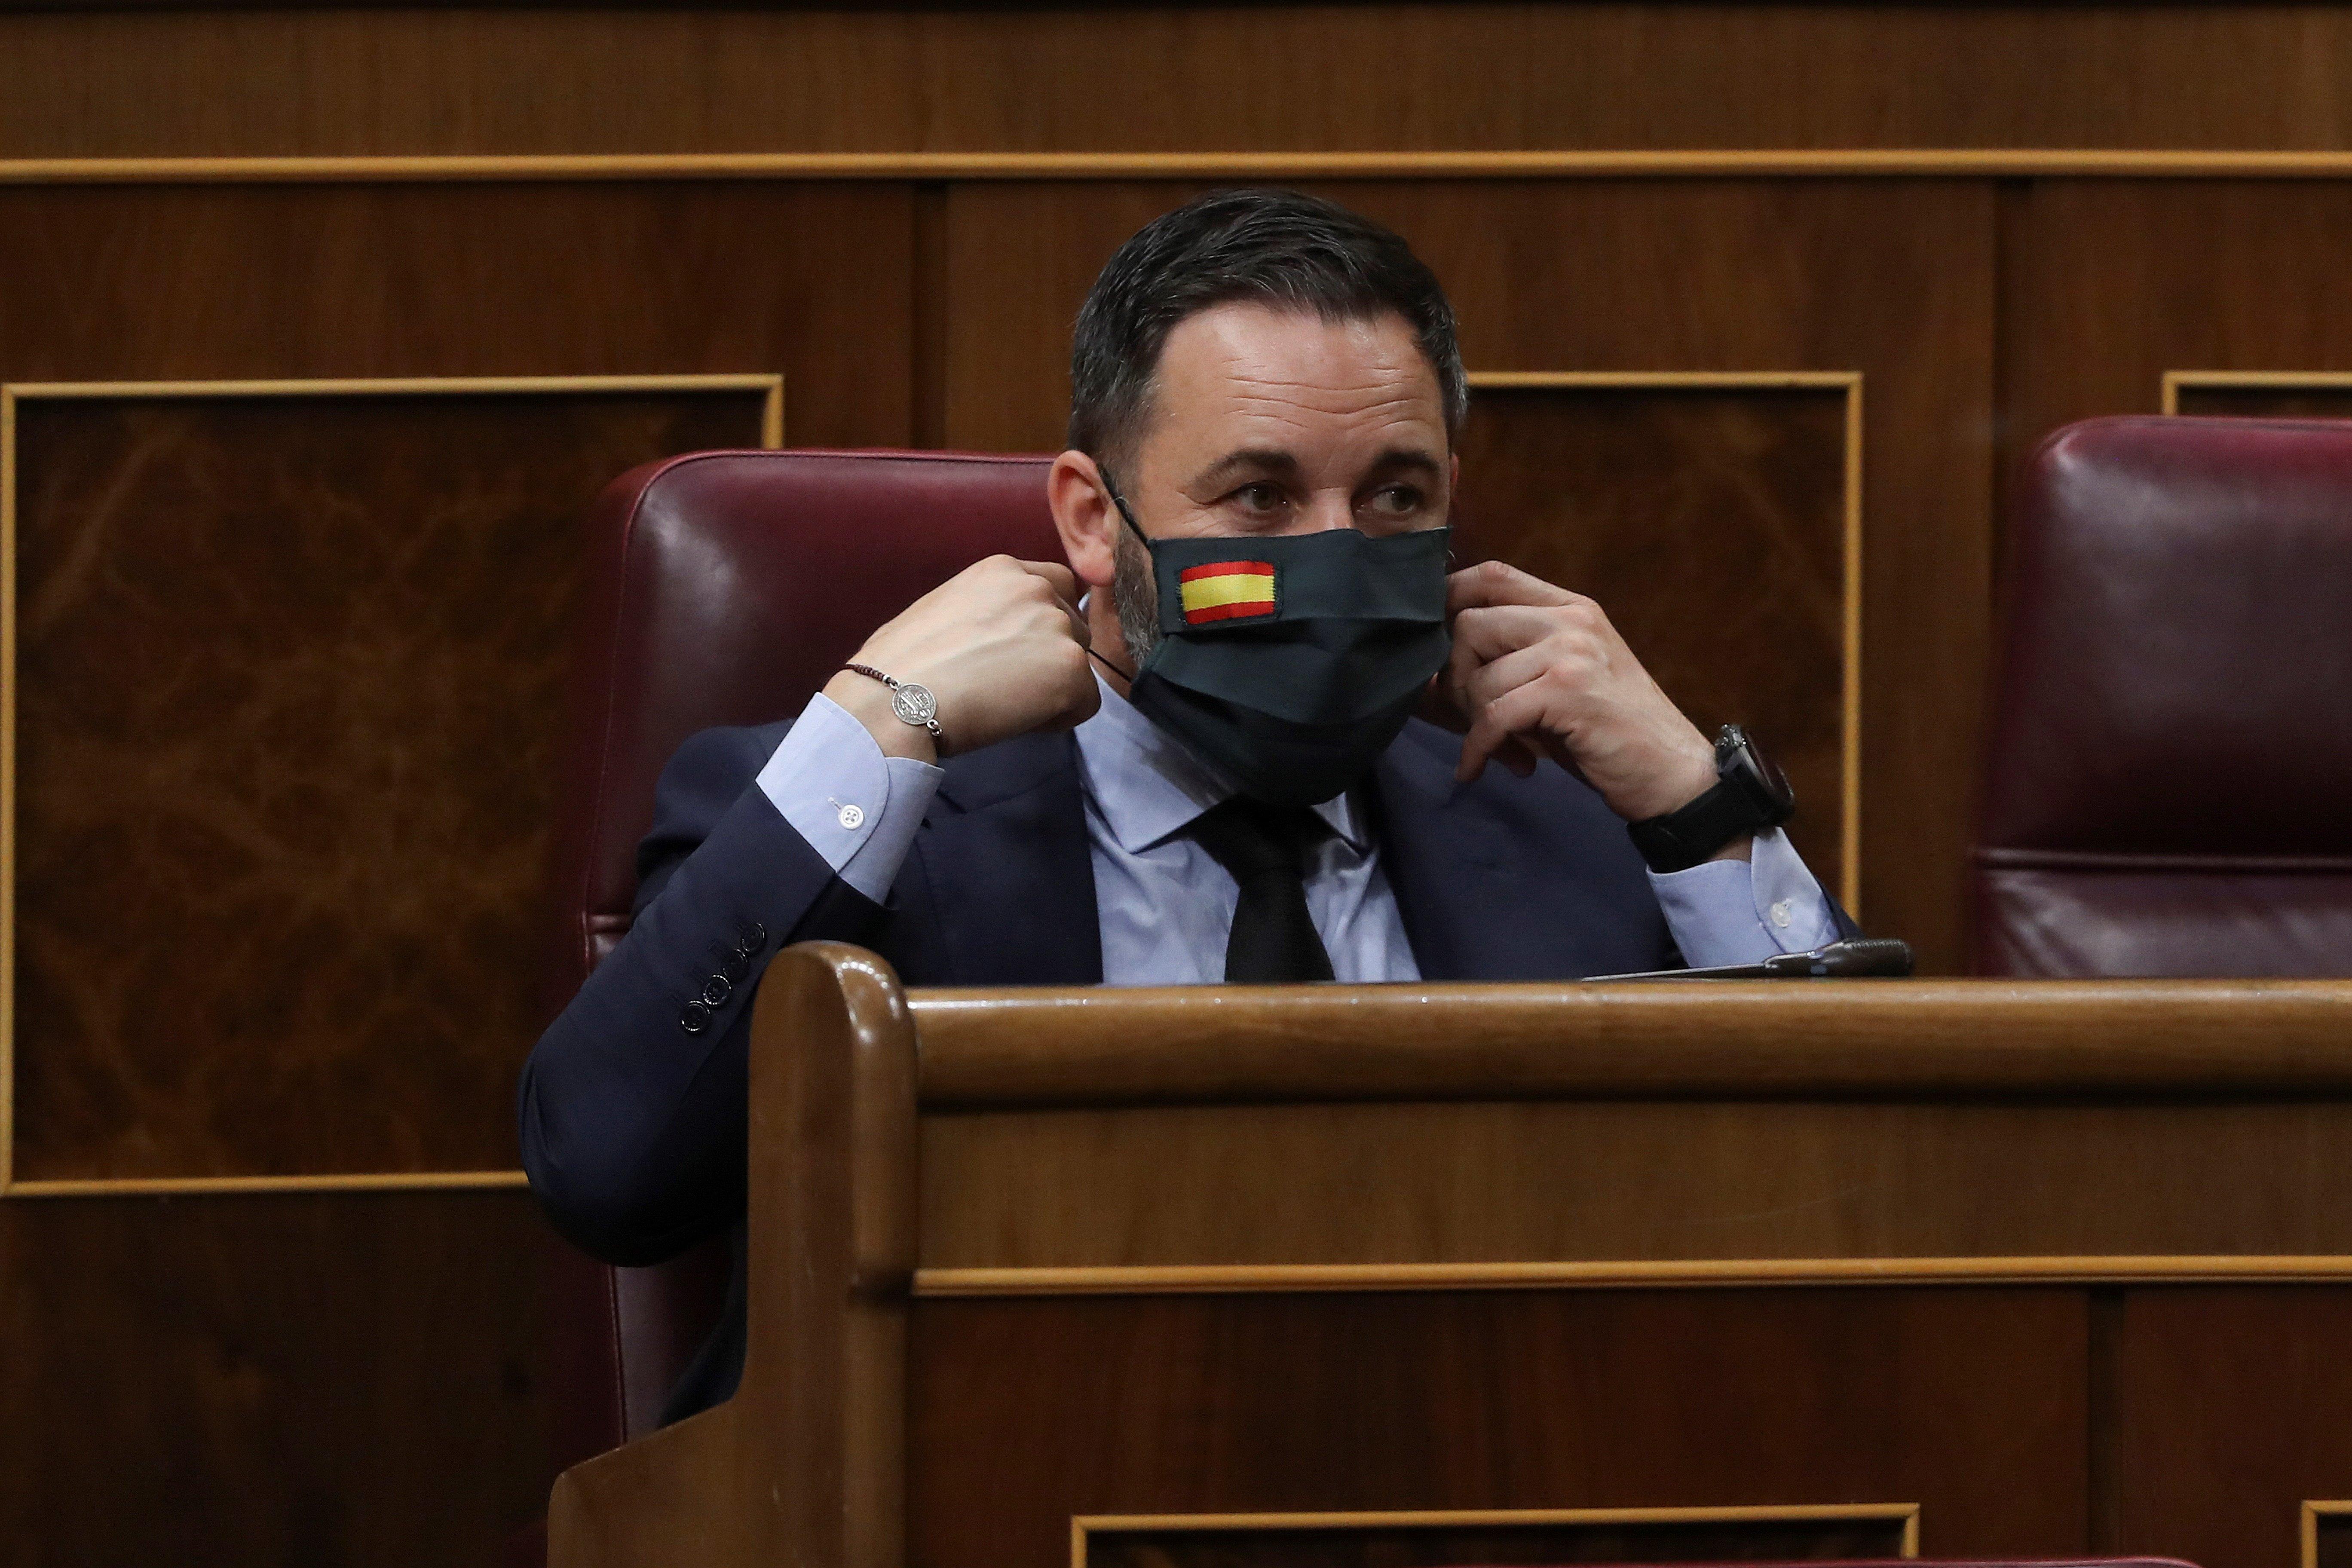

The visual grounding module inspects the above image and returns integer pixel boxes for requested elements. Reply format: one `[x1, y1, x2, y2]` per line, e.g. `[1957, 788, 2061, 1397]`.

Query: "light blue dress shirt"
[756, 680, 1838, 984]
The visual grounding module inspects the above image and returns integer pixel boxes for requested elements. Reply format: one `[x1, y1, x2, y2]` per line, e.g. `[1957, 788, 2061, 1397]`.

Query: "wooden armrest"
[549, 942, 919, 1568]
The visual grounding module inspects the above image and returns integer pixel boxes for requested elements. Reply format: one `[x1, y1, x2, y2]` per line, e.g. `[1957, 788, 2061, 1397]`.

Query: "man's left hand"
[1427, 559, 1722, 827]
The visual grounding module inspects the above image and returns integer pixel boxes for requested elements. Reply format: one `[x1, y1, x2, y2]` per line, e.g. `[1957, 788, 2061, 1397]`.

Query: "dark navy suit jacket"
[520, 714, 1783, 1420]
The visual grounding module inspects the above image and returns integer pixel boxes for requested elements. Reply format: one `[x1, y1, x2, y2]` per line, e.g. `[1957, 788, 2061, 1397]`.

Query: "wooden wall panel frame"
[0, 372, 785, 1200]
[2161, 370, 2352, 413]
[1464, 371, 1863, 913]
[1070, 1503, 1922, 1568]
[2305, 1501, 2352, 1568]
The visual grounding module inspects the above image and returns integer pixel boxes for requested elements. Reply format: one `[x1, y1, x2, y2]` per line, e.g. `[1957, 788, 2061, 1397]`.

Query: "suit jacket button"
[699, 974, 733, 1007]
[679, 1001, 712, 1035]
[739, 921, 769, 952]
[720, 949, 751, 983]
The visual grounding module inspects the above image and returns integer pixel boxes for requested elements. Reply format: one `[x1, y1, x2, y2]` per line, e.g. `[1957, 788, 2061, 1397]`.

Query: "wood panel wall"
[7, 5, 2352, 1565]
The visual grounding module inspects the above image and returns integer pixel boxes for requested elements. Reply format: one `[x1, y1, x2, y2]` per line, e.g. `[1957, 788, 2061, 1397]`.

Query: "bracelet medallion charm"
[843, 662, 946, 747]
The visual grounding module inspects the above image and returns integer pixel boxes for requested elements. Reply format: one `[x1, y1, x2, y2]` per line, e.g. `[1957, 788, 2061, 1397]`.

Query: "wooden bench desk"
[551, 946, 2352, 1568]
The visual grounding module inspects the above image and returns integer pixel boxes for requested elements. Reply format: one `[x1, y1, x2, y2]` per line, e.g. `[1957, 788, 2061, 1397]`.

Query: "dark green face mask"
[1102, 473, 1453, 807]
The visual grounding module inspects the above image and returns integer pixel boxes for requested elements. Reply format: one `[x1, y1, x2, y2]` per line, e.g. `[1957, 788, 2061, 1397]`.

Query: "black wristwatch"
[1626, 724, 1796, 873]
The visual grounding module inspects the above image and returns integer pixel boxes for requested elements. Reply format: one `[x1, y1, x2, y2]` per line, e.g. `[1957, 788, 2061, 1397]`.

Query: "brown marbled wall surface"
[1454, 385, 1849, 896]
[9, 388, 767, 1182]
[0, 177, 910, 1567]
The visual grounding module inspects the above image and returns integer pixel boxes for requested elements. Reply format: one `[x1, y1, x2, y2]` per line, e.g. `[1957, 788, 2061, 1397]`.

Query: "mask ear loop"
[1089, 458, 1144, 683]
[1096, 462, 1152, 547]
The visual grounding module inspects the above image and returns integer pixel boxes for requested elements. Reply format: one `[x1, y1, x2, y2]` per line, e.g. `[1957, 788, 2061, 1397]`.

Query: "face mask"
[1101, 472, 1452, 807]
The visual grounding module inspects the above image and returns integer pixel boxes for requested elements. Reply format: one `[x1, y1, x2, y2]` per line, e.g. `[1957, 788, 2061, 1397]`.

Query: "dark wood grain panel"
[7, 386, 764, 1182]
[0, 1189, 545, 1568]
[2108, 1288, 2352, 1568]
[908, 1288, 2085, 1568]
[919, 1097, 2352, 1271]
[21, 7, 2352, 158]
[947, 180, 1990, 963]
[2001, 181, 2352, 500]
[0, 182, 912, 446]
[1455, 383, 1849, 895]
[1081, 1513, 1911, 1568]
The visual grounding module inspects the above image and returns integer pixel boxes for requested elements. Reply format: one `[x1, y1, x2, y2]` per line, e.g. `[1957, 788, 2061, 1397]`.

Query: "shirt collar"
[1073, 671, 1370, 854]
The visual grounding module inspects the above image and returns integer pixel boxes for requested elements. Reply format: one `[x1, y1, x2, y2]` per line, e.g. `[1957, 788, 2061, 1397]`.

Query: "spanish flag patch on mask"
[1176, 560, 1279, 625]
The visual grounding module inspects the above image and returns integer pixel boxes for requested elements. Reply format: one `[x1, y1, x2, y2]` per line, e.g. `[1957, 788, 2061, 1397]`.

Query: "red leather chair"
[1975, 415, 2352, 975]
[534, 448, 1058, 1484]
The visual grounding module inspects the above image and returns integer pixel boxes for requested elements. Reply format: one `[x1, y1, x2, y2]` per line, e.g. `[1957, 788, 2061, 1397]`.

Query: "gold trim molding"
[2304, 1501, 2352, 1568]
[1071, 1503, 1922, 1568]
[0, 372, 785, 1199]
[1465, 371, 1862, 913]
[917, 1254, 2352, 1298]
[13, 149, 2352, 184]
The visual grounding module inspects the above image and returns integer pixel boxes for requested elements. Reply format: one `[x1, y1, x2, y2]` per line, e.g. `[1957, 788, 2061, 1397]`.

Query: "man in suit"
[520, 189, 1850, 1420]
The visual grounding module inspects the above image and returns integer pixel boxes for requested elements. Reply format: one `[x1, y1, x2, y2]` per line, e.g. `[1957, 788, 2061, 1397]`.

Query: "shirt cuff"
[755, 693, 945, 903]
[1646, 827, 1840, 969]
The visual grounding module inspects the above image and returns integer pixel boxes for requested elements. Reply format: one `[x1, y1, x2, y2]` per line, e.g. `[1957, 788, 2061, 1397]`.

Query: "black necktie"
[1185, 798, 1336, 982]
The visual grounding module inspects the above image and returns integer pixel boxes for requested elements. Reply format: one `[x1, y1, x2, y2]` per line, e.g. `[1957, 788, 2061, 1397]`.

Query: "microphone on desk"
[1586, 937, 1916, 983]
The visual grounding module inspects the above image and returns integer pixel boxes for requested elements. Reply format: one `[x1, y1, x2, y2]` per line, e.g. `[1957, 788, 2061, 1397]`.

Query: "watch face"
[1724, 726, 1796, 815]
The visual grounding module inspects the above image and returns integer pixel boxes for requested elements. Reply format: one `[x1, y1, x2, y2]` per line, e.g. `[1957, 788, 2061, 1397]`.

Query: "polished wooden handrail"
[908, 979, 2352, 1106]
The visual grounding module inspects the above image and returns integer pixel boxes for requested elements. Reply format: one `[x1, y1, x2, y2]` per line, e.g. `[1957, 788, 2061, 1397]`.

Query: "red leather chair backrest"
[1974, 416, 2352, 975]
[537, 450, 1058, 1472]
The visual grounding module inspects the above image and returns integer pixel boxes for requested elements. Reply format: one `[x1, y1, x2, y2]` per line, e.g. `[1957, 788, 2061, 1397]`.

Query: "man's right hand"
[821, 556, 1100, 764]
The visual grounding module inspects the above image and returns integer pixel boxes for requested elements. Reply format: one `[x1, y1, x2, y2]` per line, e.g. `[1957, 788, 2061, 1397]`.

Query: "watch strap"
[1626, 727, 1794, 874]
[1627, 777, 1770, 874]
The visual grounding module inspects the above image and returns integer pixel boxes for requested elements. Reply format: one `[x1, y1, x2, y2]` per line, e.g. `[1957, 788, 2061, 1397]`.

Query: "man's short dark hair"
[1067, 188, 1467, 468]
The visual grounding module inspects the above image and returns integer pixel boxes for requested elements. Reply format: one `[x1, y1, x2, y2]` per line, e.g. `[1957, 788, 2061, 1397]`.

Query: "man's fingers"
[1454, 680, 1555, 783]
[1450, 602, 1586, 662]
[1455, 641, 1558, 715]
[1016, 558, 1081, 601]
[1446, 558, 1581, 615]
[1037, 646, 1106, 732]
[1014, 558, 1090, 644]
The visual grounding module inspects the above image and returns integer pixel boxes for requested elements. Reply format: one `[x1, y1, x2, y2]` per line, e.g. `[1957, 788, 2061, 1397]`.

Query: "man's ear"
[1048, 449, 1118, 589]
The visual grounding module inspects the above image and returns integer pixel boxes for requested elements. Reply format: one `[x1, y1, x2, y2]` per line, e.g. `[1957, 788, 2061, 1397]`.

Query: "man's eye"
[1235, 483, 1286, 511]
[1368, 486, 1424, 514]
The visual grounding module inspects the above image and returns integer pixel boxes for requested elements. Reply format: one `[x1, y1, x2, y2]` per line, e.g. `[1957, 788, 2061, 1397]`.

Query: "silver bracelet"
[842, 662, 945, 746]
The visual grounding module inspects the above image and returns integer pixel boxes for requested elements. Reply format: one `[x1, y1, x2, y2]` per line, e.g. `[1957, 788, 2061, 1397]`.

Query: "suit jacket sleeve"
[518, 722, 891, 1265]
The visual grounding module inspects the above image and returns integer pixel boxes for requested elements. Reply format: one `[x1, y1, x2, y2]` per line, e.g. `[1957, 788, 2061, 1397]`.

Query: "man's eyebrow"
[1364, 447, 1446, 481]
[1190, 449, 1302, 488]
[1188, 446, 1446, 489]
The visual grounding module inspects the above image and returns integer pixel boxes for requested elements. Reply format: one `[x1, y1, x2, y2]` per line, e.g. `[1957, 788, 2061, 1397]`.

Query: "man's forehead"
[1160, 302, 1436, 395]
[1148, 302, 1447, 452]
